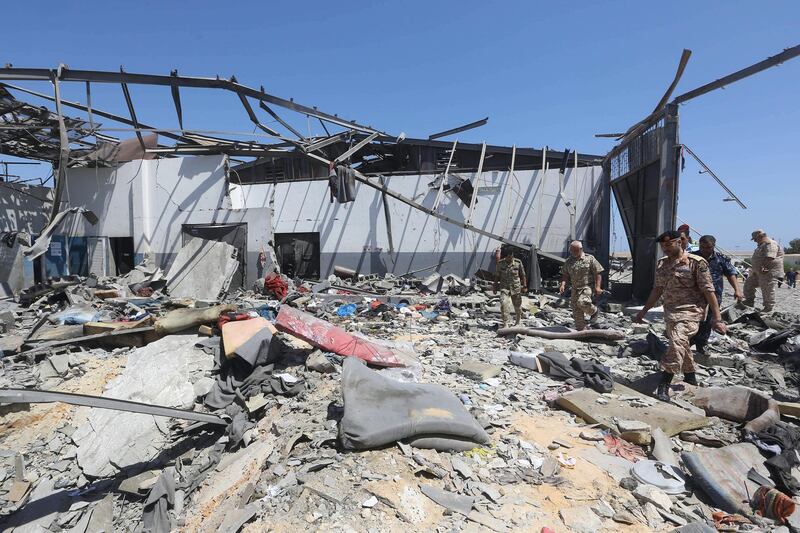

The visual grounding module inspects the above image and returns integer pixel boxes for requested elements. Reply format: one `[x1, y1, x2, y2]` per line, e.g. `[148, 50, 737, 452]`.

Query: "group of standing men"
[634, 227, 786, 402]
[494, 225, 788, 404]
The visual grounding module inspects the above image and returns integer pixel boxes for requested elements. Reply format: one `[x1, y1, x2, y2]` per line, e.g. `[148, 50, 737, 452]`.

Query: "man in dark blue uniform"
[691, 234, 742, 353]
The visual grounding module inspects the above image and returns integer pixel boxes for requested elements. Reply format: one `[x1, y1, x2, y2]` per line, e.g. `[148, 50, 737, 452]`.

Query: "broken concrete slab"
[3, 475, 72, 532]
[686, 385, 780, 434]
[419, 484, 474, 515]
[577, 447, 635, 482]
[166, 238, 239, 300]
[556, 383, 710, 436]
[452, 360, 502, 381]
[305, 350, 336, 373]
[72, 335, 214, 478]
[559, 505, 604, 533]
[466, 510, 509, 532]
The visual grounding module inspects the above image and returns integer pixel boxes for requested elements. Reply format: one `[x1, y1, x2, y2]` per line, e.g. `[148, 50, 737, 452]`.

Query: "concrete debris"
[71, 335, 213, 478]
[1, 258, 799, 533]
[166, 239, 239, 300]
[559, 505, 604, 533]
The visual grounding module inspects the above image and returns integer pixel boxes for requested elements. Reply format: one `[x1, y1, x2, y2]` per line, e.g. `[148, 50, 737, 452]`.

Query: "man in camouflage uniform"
[634, 231, 727, 402]
[743, 229, 785, 313]
[560, 241, 604, 330]
[494, 245, 527, 328]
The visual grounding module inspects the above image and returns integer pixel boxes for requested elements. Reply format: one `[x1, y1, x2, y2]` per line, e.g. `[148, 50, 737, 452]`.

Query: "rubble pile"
[2, 259, 800, 532]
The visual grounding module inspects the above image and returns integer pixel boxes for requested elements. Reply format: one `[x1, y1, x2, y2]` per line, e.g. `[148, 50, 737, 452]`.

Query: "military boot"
[683, 372, 698, 386]
[655, 372, 674, 402]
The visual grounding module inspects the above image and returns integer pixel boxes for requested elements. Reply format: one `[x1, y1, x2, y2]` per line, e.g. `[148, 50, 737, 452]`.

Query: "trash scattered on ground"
[1, 265, 800, 532]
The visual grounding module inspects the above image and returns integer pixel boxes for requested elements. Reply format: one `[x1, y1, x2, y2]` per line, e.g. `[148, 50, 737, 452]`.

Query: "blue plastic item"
[336, 303, 357, 317]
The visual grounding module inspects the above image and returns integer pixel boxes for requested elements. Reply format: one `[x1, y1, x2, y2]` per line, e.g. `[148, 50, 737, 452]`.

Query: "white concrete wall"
[64, 156, 271, 287]
[230, 166, 606, 277]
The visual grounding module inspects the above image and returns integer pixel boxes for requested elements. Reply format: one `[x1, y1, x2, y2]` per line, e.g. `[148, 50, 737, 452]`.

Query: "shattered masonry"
[1, 50, 800, 532]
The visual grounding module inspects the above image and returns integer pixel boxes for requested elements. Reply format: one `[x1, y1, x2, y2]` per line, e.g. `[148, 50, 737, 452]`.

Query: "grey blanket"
[339, 358, 490, 452]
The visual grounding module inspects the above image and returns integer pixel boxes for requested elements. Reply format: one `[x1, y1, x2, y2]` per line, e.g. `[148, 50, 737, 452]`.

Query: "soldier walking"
[560, 241, 604, 330]
[743, 229, 785, 313]
[634, 231, 727, 402]
[494, 245, 527, 328]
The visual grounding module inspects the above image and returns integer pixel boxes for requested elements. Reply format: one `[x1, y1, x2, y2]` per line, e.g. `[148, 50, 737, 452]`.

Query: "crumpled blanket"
[536, 351, 613, 393]
[142, 467, 176, 533]
[339, 358, 489, 452]
[603, 434, 645, 462]
[749, 421, 800, 496]
[200, 336, 304, 409]
[264, 272, 288, 300]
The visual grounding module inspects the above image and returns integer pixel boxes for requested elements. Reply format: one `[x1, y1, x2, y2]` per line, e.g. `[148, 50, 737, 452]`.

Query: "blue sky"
[2, 1, 798, 252]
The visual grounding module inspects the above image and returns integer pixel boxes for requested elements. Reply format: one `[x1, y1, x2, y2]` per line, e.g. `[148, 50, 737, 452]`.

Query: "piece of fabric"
[751, 486, 796, 523]
[500, 289, 521, 326]
[335, 165, 356, 203]
[263, 272, 288, 300]
[202, 334, 303, 409]
[655, 252, 715, 322]
[753, 327, 800, 353]
[711, 513, 751, 530]
[537, 351, 582, 381]
[661, 319, 700, 374]
[750, 421, 800, 496]
[142, 467, 176, 533]
[603, 434, 645, 462]
[536, 352, 613, 392]
[570, 357, 614, 393]
[563, 253, 604, 289]
[339, 358, 490, 451]
[570, 286, 596, 330]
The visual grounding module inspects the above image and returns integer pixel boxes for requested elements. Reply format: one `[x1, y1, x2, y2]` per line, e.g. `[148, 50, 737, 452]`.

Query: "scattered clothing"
[535, 351, 613, 393]
[329, 164, 356, 203]
[750, 486, 796, 523]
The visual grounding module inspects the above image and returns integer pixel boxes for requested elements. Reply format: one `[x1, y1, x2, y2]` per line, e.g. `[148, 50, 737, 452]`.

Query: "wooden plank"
[556, 383, 710, 436]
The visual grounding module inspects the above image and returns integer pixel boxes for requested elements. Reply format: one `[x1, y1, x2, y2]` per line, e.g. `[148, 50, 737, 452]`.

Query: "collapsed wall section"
[230, 165, 608, 279]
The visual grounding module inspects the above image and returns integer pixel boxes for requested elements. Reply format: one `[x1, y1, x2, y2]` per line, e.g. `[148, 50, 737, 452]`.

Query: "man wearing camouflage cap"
[634, 231, 727, 402]
[743, 229, 785, 313]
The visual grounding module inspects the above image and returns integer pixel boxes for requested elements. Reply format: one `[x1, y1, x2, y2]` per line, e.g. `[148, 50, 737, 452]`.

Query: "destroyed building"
[0, 72, 609, 295]
[1, 46, 800, 533]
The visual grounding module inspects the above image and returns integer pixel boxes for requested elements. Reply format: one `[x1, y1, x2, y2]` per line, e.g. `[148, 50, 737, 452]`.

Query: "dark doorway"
[274, 232, 320, 279]
[182, 223, 247, 289]
[110, 237, 135, 275]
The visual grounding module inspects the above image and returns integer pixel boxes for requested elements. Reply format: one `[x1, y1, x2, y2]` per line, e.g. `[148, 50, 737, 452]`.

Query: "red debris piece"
[264, 272, 288, 300]
[275, 306, 411, 368]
